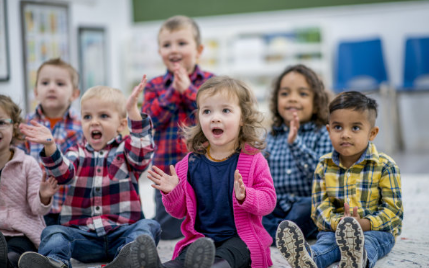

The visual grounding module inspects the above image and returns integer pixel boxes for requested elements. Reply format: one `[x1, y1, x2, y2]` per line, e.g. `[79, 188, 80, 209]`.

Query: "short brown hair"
[81, 86, 127, 119]
[159, 15, 201, 46]
[36, 58, 79, 89]
[270, 64, 329, 135]
[182, 76, 266, 155]
[0, 95, 25, 145]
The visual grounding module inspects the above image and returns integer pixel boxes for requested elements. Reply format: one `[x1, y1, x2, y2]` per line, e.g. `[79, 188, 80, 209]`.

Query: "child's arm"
[39, 172, 59, 205]
[26, 157, 52, 215]
[123, 75, 155, 175]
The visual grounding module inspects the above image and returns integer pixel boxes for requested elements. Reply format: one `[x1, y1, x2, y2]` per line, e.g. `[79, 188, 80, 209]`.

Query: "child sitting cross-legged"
[276, 91, 403, 268]
[18, 76, 160, 268]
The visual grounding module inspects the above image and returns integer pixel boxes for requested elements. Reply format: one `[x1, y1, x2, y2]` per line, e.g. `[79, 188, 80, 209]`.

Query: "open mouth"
[212, 128, 224, 135]
[91, 130, 102, 140]
[169, 58, 181, 63]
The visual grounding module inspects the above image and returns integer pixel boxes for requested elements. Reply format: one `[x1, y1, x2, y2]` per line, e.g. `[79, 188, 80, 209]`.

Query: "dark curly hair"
[269, 64, 329, 136]
[0, 95, 25, 145]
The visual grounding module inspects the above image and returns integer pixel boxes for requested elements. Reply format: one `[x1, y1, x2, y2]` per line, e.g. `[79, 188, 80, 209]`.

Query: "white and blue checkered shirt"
[265, 122, 332, 212]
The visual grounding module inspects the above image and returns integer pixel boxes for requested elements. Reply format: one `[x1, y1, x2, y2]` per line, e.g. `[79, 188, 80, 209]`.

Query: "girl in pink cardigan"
[0, 95, 58, 268]
[131, 76, 277, 268]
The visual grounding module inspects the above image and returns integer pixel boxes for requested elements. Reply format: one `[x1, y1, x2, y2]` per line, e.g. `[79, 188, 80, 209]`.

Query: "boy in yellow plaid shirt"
[275, 91, 403, 268]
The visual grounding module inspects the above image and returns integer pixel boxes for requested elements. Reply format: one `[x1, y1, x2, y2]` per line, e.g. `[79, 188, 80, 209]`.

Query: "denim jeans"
[311, 231, 395, 268]
[263, 197, 318, 245]
[38, 219, 161, 268]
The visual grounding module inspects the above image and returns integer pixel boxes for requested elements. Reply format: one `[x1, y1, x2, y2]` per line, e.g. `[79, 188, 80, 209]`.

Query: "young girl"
[262, 64, 333, 243]
[131, 76, 277, 268]
[0, 95, 58, 268]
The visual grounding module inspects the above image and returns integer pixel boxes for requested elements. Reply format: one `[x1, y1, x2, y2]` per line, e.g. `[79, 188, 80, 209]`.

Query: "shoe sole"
[130, 235, 160, 268]
[184, 238, 215, 268]
[276, 221, 317, 268]
[336, 217, 365, 268]
[104, 242, 132, 268]
[0, 233, 7, 268]
[18, 252, 65, 268]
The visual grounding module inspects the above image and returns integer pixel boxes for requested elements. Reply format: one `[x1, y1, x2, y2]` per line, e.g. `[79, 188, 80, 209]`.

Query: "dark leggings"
[164, 236, 251, 268]
[6, 236, 37, 268]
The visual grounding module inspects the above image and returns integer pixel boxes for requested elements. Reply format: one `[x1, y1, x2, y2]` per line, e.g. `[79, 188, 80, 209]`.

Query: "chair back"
[403, 36, 429, 90]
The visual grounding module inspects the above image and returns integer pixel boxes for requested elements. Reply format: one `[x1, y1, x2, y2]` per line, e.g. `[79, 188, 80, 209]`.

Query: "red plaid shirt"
[40, 114, 154, 236]
[141, 65, 214, 173]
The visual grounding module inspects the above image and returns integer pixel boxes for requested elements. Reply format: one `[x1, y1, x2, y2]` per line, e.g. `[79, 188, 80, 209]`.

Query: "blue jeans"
[263, 197, 318, 245]
[311, 231, 395, 268]
[38, 219, 161, 268]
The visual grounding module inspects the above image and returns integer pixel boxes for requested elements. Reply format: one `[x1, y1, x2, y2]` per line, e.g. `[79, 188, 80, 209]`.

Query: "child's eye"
[222, 108, 231, 113]
[333, 125, 342, 130]
[162, 43, 170, 48]
[279, 91, 288, 97]
[100, 114, 109, 119]
[41, 81, 49, 86]
[57, 82, 65, 86]
[202, 109, 210, 114]
[83, 115, 91, 120]
[179, 41, 187, 46]
[0, 120, 6, 126]
[300, 92, 309, 97]
[352, 126, 361, 131]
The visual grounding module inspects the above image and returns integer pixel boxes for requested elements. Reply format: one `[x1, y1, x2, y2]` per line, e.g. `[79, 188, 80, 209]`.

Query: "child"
[263, 64, 332, 243]
[141, 15, 215, 240]
[18, 77, 161, 268]
[19, 58, 83, 226]
[132, 76, 277, 268]
[0, 95, 58, 268]
[276, 91, 403, 268]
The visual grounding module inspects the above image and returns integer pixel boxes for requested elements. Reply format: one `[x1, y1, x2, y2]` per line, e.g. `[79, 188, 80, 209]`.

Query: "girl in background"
[132, 76, 276, 268]
[0, 95, 58, 268]
[262, 64, 333, 243]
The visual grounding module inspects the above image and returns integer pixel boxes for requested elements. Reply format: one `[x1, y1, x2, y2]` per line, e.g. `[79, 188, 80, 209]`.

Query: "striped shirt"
[19, 105, 83, 213]
[40, 114, 155, 236]
[141, 65, 214, 173]
[311, 142, 403, 237]
[265, 122, 332, 212]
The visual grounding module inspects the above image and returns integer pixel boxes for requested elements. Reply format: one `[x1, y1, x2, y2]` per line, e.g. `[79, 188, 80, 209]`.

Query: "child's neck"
[42, 106, 68, 119]
[207, 144, 237, 161]
[0, 147, 13, 170]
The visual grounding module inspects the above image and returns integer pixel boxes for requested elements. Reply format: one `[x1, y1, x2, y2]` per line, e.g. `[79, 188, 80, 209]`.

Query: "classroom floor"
[70, 151, 429, 268]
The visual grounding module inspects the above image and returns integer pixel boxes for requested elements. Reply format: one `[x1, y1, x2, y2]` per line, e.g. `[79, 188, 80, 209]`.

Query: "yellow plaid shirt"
[311, 142, 403, 237]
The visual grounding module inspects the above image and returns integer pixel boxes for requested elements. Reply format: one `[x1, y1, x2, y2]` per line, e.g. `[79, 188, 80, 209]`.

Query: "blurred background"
[1, 0, 429, 160]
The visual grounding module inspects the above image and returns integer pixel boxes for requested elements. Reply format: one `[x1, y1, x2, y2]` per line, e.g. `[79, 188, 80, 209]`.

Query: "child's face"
[0, 106, 14, 153]
[198, 90, 242, 152]
[35, 65, 79, 117]
[81, 98, 127, 151]
[327, 109, 379, 167]
[277, 71, 315, 126]
[158, 26, 203, 74]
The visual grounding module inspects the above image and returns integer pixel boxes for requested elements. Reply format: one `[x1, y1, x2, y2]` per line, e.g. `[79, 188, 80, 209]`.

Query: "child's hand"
[147, 165, 179, 194]
[287, 112, 300, 144]
[342, 202, 371, 231]
[39, 172, 59, 205]
[126, 75, 147, 120]
[234, 170, 246, 203]
[19, 120, 56, 156]
[172, 63, 191, 94]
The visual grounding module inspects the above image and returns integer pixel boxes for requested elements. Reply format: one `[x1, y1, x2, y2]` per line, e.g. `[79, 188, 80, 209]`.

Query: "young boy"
[275, 91, 403, 268]
[20, 58, 83, 226]
[142, 15, 214, 239]
[18, 77, 160, 268]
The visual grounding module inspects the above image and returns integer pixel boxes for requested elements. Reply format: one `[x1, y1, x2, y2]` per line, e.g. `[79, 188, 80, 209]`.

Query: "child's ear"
[70, 88, 80, 102]
[117, 117, 128, 134]
[34, 87, 38, 98]
[326, 124, 330, 133]
[369, 126, 379, 141]
[196, 44, 204, 59]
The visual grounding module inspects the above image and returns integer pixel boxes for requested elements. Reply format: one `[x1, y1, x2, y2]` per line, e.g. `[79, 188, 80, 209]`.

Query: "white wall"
[0, 0, 132, 113]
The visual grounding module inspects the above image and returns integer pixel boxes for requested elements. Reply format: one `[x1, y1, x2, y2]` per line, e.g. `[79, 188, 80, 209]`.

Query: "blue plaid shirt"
[265, 122, 332, 212]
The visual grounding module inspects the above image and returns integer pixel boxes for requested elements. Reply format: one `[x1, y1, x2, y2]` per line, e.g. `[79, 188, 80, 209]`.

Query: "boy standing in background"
[20, 58, 83, 226]
[276, 91, 403, 268]
[142, 15, 214, 240]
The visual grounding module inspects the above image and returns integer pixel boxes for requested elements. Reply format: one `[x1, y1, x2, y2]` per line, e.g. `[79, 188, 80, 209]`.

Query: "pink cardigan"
[0, 147, 52, 248]
[162, 148, 276, 267]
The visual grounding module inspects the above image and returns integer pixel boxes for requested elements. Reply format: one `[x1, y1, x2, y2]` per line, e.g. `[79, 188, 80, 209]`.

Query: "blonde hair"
[182, 76, 266, 155]
[36, 58, 79, 89]
[81, 86, 127, 118]
[159, 15, 201, 46]
[0, 95, 25, 145]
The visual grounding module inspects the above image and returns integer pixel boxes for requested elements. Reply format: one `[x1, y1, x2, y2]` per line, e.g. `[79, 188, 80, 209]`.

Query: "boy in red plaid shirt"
[18, 76, 160, 268]
[141, 15, 214, 239]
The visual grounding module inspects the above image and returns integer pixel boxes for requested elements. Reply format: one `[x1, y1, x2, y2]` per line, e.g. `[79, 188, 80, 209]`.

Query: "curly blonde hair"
[0, 95, 25, 145]
[182, 76, 266, 155]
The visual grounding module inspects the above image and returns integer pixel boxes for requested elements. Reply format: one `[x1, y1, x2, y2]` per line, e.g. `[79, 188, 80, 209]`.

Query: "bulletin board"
[20, 1, 70, 112]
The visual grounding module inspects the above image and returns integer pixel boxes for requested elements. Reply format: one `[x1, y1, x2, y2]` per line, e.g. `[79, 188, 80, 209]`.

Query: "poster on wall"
[20, 1, 70, 112]
[78, 27, 108, 93]
[0, 0, 10, 81]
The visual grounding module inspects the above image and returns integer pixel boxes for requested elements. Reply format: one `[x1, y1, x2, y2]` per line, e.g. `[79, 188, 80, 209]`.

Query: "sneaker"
[0, 232, 8, 268]
[276, 220, 317, 268]
[105, 242, 132, 268]
[336, 217, 367, 268]
[130, 234, 163, 268]
[184, 237, 215, 268]
[18, 252, 68, 268]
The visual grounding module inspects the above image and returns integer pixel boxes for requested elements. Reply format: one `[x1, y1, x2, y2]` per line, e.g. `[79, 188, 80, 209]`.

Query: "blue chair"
[402, 36, 429, 90]
[333, 38, 389, 93]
